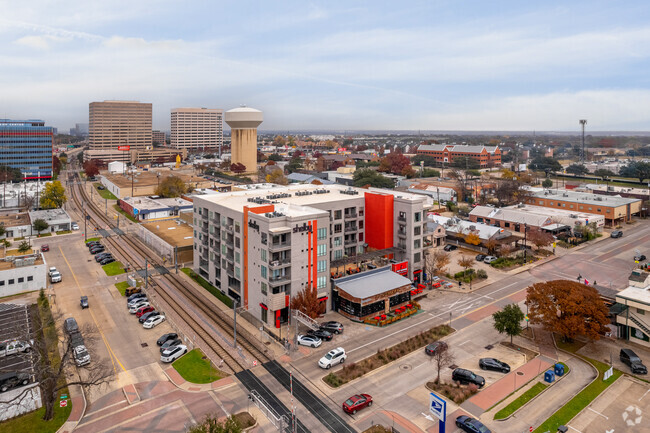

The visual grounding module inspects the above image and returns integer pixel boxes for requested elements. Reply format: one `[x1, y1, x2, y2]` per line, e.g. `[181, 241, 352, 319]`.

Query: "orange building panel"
[364, 192, 393, 250]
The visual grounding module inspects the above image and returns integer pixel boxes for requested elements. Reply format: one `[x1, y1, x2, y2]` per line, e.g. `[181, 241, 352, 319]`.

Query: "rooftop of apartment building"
[121, 196, 192, 211]
[0, 253, 44, 271]
[196, 183, 432, 216]
[529, 188, 641, 207]
[0, 213, 31, 228]
[428, 214, 510, 240]
[140, 219, 194, 248]
[102, 170, 209, 189]
[618, 283, 650, 306]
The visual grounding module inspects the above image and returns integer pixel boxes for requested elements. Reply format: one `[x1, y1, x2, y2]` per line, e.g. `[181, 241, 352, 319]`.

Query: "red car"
[41, 244, 49, 252]
[136, 305, 155, 318]
[342, 394, 372, 414]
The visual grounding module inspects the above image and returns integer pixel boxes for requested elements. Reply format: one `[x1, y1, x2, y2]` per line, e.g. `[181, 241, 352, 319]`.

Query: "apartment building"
[88, 100, 152, 155]
[416, 144, 502, 167]
[171, 108, 223, 150]
[193, 184, 431, 333]
[0, 119, 53, 179]
[615, 270, 650, 348]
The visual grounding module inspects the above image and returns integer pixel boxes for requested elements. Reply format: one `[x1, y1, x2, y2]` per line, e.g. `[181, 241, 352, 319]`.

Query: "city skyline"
[2, 1, 650, 132]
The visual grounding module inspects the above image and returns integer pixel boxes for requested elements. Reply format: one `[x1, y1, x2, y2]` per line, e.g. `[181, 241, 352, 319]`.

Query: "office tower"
[152, 130, 166, 146]
[0, 119, 53, 179]
[88, 100, 152, 151]
[170, 108, 223, 151]
[225, 106, 262, 173]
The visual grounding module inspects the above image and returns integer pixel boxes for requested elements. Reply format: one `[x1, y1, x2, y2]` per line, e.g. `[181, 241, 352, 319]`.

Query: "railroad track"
[68, 172, 271, 372]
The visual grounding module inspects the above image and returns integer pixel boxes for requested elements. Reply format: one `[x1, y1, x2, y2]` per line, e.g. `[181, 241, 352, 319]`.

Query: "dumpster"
[544, 370, 556, 383]
[555, 363, 565, 376]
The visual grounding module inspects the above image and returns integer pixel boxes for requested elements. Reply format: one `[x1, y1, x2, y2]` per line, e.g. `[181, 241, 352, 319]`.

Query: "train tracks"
[68, 172, 271, 372]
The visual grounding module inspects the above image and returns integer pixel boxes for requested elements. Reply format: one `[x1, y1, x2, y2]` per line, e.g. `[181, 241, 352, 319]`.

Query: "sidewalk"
[56, 384, 86, 433]
[162, 366, 237, 392]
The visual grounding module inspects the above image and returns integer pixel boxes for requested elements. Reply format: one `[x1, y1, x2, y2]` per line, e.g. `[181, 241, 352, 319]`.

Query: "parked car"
[143, 314, 165, 329]
[159, 338, 182, 354]
[129, 301, 150, 314]
[41, 244, 49, 252]
[74, 345, 91, 366]
[98, 185, 106, 190]
[479, 358, 510, 373]
[307, 329, 333, 341]
[620, 348, 647, 374]
[475, 254, 486, 262]
[90, 247, 105, 255]
[611, 230, 623, 238]
[50, 271, 62, 283]
[160, 344, 187, 363]
[80, 296, 89, 309]
[100, 257, 116, 265]
[125, 286, 142, 297]
[483, 256, 498, 264]
[443, 244, 457, 251]
[95, 252, 112, 262]
[452, 368, 485, 388]
[127, 292, 147, 303]
[48, 266, 58, 276]
[0, 340, 33, 357]
[139, 311, 160, 323]
[0, 372, 31, 393]
[634, 254, 647, 262]
[71, 223, 79, 230]
[128, 296, 148, 307]
[86, 241, 101, 248]
[318, 347, 347, 369]
[425, 341, 448, 356]
[320, 321, 344, 334]
[64, 317, 79, 335]
[135, 305, 155, 318]
[456, 415, 491, 433]
[157, 333, 179, 346]
[297, 334, 321, 348]
[342, 394, 373, 414]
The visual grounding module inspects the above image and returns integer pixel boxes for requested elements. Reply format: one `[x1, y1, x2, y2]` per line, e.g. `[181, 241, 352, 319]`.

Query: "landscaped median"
[181, 268, 233, 308]
[102, 261, 126, 276]
[323, 324, 453, 388]
[494, 382, 548, 420]
[172, 348, 226, 383]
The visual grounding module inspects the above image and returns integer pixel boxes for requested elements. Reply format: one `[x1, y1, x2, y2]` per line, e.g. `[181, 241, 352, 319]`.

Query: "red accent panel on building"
[391, 260, 409, 276]
[275, 310, 281, 328]
[285, 295, 290, 308]
[307, 222, 312, 288]
[312, 220, 317, 286]
[243, 204, 275, 311]
[364, 192, 394, 250]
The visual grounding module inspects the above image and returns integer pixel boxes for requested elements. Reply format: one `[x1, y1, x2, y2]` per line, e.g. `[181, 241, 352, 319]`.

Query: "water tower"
[225, 106, 263, 173]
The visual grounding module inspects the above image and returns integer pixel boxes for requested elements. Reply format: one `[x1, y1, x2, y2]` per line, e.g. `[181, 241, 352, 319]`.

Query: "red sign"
[118, 145, 130, 151]
[391, 260, 409, 276]
[529, 427, 533, 433]
[60, 399, 67, 407]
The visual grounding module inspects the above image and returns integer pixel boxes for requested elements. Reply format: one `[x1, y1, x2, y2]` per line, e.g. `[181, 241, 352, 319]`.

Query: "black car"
[64, 317, 79, 335]
[479, 358, 510, 373]
[86, 241, 101, 248]
[100, 257, 116, 265]
[139, 311, 160, 323]
[127, 292, 147, 303]
[307, 329, 333, 341]
[610, 230, 623, 238]
[443, 244, 457, 251]
[425, 341, 448, 356]
[620, 348, 647, 374]
[0, 372, 31, 393]
[320, 321, 344, 334]
[157, 333, 179, 346]
[95, 252, 112, 262]
[475, 254, 486, 262]
[456, 415, 491, 433]
[159, 338, 182, 353]
[90, 247, 105, 255]
[634, 254, 647, 262]
[452, 368, 485, 388]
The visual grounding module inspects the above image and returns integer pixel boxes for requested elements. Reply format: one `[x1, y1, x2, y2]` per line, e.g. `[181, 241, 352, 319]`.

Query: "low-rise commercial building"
[0, 252, 47, 297]
[118, 196, 192, 221]
[416, 144, 501, 168]
[0, 213, 32, 239]
[137, 219, 194, 265]
[428, 215, 511, 242]
[28, 209, 72, 233]
[100, 170, 212, 198]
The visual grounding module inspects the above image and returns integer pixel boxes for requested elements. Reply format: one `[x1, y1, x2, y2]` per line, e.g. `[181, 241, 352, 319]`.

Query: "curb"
[161, 366, 235, 393]
[55, 383, 88, 433]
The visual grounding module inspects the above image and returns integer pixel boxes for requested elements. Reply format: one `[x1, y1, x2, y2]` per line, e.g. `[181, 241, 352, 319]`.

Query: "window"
[334, 223, 342, 233]
[0, 281, 4, 286]
[261, 249, 267, 262]
[261, 282, 267, 295]
[261, 308, 267, 324]
[261, 233, 268, 245]
[505, 222, 510, 227]
[235, 222, 240, 233]
[414, 226, 421, 236]
[414, 239, 421, 249]
[414, 252, 421, 263]
[235, 267, 240, 278]
[222, 244, 227, 254]
[357, 245, 364, 254]
[334, 210, 342, 219]
[318, 260, 327, 272]
[209, 211, 213, 219]
[261, 266, 267, 278]
[414, 212, 422, 222]
[318, 228, 327, 240]
[235, 252, 240, 264]
[550, 202, 553, 205]
[235, 237, 240, 248]
[27, 276, 33, 281]
[334, 237, 342, 247]
[359, 220, 364, 229]
[18, 277, 24, 283]
[638, 308, 645, 315]
[317, 276, 327, 289]
[8, 279, 14, 285]
[334, 250, 343, 260]
[318, 244, 327, 256]
[359, 232, 364, 241]
[597, 208, 601, 212]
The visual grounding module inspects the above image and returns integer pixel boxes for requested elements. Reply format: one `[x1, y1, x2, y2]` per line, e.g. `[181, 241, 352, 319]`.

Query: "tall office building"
[170, 108, 223, 151]
[152, 130, 166, 146]
[225, 106, 262, 173]
[88, 101, 152, 151]
[0, 119, 53, 179]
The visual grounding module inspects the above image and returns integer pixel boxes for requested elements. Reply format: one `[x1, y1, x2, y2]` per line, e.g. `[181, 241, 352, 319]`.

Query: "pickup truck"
[0, 340, 33, 357]
[70, 332, 91, 366]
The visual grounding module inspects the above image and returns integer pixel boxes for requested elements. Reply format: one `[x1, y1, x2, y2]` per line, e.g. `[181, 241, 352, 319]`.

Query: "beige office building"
[89, 101, 152, 152]
[171, 108, 223, 151]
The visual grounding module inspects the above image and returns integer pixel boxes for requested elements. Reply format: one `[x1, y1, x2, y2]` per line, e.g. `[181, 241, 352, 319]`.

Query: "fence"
[249, 389, 289, 432]
[134, 222, 175, 262]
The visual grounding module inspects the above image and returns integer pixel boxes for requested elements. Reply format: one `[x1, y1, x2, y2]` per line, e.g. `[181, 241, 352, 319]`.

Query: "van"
[620, 348, 647, 374]
[452, 368, 486, 388]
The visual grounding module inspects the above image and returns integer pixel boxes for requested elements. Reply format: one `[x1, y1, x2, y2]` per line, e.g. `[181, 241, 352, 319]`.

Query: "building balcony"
[199, 259, 209, 269]
[269, 259, 291, 270]
[226, 266, 235, 277]
[268, 274, 291, 286]
[267, 291, 288, 311]
[345, 226, 357, 233]
[397, 242, 407, 250]
[224, 224, 234, 233]
[344, 212, 358, 219]
[397, 230, 407, 238]
[398, 215, 407, 223]
[270, 241, 291, 251]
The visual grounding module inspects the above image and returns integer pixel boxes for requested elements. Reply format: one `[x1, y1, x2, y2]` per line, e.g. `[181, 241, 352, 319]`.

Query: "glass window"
[334, 210, 342, 219]
[414, 226, 421, 236]
[261, 266, 267, 278]
[334, 223, 342, 233]
[334, 237, 342, 247]
[334, 250, 343, 260]
[235, 222, 240, 233]
[27, 276, 33, 281]
[318, 227, 327, 240]
[235, 252, 240, 264]
[261, 282, 267, 295]
[261, 308, 267, 324]
[318, 244, 327, 256]
[414, 252, 421, 263]
[414, 212, 422, 222]
[317, 260, 327, 272]
[414, 239, 421, 249]
[8, 279, 14, 285]
[235, 267, 240, 278]
[317, 276, 327, 289]
[261, 249, 267, 262]
[18, 277, 24, 283]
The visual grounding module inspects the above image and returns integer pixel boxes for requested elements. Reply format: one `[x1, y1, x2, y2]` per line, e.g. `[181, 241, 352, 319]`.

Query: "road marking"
[640, 389, 650, 401]
[588, 407, 608, 419]
[459, 340, 471, 346]
[568, 426, 582, 433]
[59, 246, 126, 373]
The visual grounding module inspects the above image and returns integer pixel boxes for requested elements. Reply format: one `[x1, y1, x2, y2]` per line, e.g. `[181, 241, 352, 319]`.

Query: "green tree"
[40, 181, 67, 209]
[0, 225, 5, 238]
[566, 164, 589, 175]
[155, 175, 188, 198]
[542, 178, 553, 188]
[619, 161, 650, 183]
[33, 218, 49, 234]
[450, 156, 479, 170]
[411, 155, 438, 167]
[18, 241, 30, 253]
[285, 157, 303, 174]
[353, 169, 394, 188]
[529, 157, 562, 172]
[593, 168, 615, 180]
[421, 168, 440, 178]
[492, 303, 525, 344]
[0, 165, 24, 182]
[268, 153, 282, 161]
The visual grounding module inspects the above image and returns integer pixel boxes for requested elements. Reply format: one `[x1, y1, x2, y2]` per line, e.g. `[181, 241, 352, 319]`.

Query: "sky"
[2, 0, 650, 132]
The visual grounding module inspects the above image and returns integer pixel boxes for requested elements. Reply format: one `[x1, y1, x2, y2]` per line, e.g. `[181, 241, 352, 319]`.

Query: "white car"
[50, 271, 62, 283]
[319, 347, 347, 369]
[129, 301, 150, 314]
[143, 314, 165, 329]
[48, 267, 58, 276]
[73, 345, 91, 366]
[127, 297, 148, 308]
[483, 256, 498, 264]
[297, 334, 321, 348]
[161, 344, 187, 363]
[0, 340, 33, 357]
[71, 223, 79, 230]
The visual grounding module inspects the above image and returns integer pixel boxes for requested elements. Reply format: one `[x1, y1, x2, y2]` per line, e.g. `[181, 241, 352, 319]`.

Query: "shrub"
[476, 269, 487, 279]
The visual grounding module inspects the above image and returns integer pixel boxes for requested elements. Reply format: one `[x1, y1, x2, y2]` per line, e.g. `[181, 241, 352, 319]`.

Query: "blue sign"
[133, 208, 139, 215]
[429, 392, 446, 422]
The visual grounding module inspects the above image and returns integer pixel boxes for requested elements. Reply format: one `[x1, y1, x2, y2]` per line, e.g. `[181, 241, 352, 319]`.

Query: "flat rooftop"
[334, 267, 412, 300]
[28, 208, 70, 222]
[103, 171, 210, 189]
[0, 254, 44, 271]
[530, 189, 641, 207]
[617, 285, 650, 306]
[0, 213, 31, 227]
[140, 219, 194, 248]
[121, 196, 192, 211]
[196, 184, 430, 217]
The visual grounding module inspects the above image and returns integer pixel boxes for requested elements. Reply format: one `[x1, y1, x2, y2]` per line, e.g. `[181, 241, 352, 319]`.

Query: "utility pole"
[579, 119, 587, 164]
[290, 369, 296, 433]
[174, 246, 178, 274]
[233, 299, 238, 348]
[83, 206, 87, 242]
[523, 223, 528, 263]
[145, 258, 148, 291]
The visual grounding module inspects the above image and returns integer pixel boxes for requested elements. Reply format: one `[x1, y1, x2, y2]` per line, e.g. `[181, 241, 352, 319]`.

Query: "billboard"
[118, 145, 130, 151]
[429, 392, 446, 422]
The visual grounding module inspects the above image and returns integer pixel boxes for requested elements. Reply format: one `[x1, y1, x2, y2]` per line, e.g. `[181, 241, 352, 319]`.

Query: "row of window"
[535, 200, 603, 213]
[0, 276, 34, 286]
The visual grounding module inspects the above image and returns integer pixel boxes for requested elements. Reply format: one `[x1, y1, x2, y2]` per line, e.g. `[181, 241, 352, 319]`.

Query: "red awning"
[413, 269, 422, 274]
[318, 296, 329, 302]
[259, 303, 268, 310]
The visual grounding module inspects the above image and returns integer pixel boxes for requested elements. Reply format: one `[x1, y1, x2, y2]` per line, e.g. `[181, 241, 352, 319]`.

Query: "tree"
[0, 225, 5, 238]
[484, 238, 497, 255]
[593, 169, 615, 180]
[52, 156, 61, 176]
[450, 156, 479, 170]
[526, 280, 609, 342]
[492, 304, 525, 343]
[378, 151, 413, 175]
[530, 156, 562, 172]
[432, 342, 454, 384]
[431, 250, 451, 275]
[230, 163, 247, 174]
[566, 164, 589, 175]
[352, 169, 394, 188]
[499, 243, 515, 257]
[457, 255, 474, 280]
[273, 135, 286, 146]
[464, 233, 480, 246]
[18, 241, 30, 253]
[219, 160, 231, 170]
[411, 155, 438, 167]
[266, 168, 288, 185]
[268, 153, 283, 162]
[83, 160, 100, 178]
[527, 229, 553, 250]
[33, 218, 49, 234]
[290, 285, 320, 319]
[39, 181, 67, 209]
[285, 157, 302, 174]
[0, 165, 25, 182]
[187, 413, 243, 433]
[421, 168, 440, 178]
[155, 175, 188, 198]
[619, 161, 650, 183]
[542, 178, 553, 189]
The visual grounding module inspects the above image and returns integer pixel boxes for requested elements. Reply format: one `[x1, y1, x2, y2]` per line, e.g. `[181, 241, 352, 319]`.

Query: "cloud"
[14, 35, 50, 50]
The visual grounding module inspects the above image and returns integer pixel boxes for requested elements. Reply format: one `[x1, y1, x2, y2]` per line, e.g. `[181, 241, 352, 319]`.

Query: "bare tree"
[432, 343, 454, 384]
[499, 244, 515, 257]
[431, 250, 451, 276]
[457, 255, 474, 279]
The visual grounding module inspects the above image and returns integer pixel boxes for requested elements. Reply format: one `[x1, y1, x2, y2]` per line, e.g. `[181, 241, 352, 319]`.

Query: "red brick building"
[416, 144, 501, 168]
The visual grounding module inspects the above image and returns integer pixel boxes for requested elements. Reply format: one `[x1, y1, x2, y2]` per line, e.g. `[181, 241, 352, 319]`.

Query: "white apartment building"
[171, 108, 223, 150]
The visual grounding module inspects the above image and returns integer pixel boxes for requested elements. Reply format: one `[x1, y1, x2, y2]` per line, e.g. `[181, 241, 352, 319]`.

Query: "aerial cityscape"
[1, 2, 650, 433]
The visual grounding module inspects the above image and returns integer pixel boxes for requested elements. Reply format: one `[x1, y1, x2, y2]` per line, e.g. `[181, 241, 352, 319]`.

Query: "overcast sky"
[2, 1, 650, 132]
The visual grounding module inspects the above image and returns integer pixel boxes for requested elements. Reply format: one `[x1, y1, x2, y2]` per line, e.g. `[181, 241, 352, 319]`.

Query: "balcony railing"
[269, 259, 290, 269]
[344, 212, 358, 219]
[345, 226, 357, 233]
[270, 241, 291, 251]
[269, 274, 291, 286]
[398, 215, 407, 222]
[344, 238, 357, 245]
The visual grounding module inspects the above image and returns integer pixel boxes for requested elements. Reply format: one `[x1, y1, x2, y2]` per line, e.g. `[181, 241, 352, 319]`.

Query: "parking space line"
[459, 340, 471, 346]
[639, 388, 650, 401]
[588, 407, 608, 419]
[568, 426, 582, 433]
[59, 246, 126, 373]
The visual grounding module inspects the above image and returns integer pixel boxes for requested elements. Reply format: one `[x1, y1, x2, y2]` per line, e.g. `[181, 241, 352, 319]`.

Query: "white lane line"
[588, 407, 608, 420]
[568, 426, 582, 433]
[459, 340, 471, 346]
[639, 388, 650, 401]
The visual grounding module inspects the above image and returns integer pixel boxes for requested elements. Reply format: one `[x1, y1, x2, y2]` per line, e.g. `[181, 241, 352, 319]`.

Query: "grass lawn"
[85, 237, 100, 243]
[115, 280, 141, 296]
[103, 261, 126, 276]
[14, 236, 24, 241]
[112, 204, 139, 223]
[172, 349, 226, 383]
[6, 248, 34, 256]
[0, 388, 73, 433]
[56, 230, 72, 235]
[494, 382, 548, 419]
[94, 183, 118, 200]
[37, 233, 52, 237]
[181, 268, 233, 308]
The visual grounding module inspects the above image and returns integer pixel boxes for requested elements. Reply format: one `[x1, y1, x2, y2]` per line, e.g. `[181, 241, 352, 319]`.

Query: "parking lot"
[0, 303, 35, 376]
